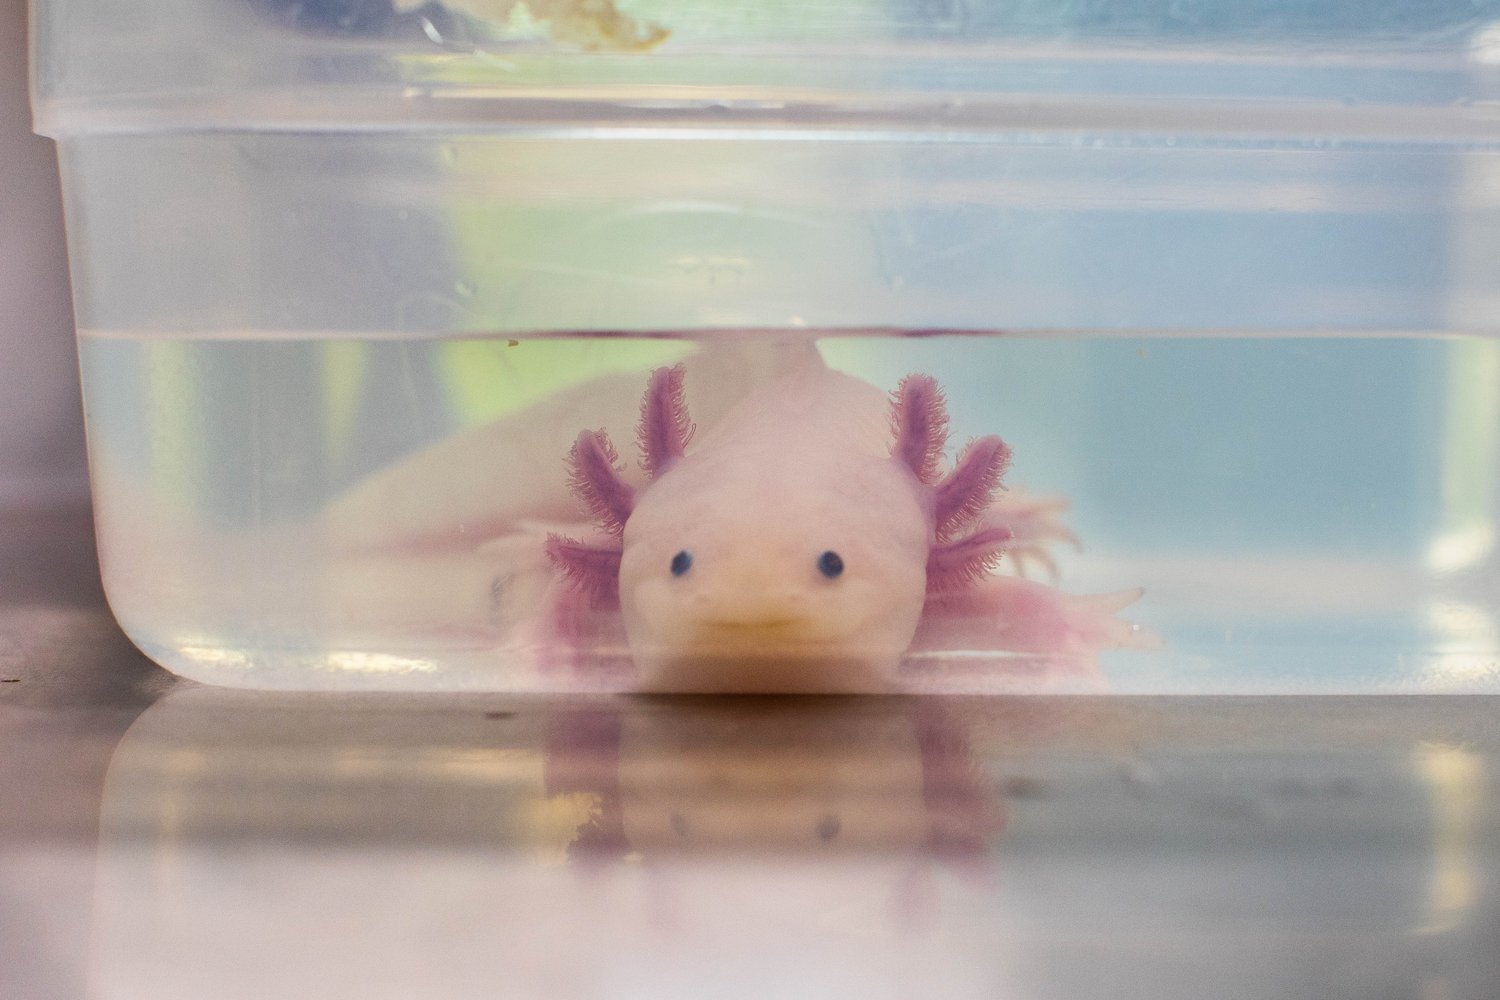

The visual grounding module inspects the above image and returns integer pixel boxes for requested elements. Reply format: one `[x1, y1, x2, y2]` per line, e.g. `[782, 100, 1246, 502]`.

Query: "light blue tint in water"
[77, 331, 1500, 692]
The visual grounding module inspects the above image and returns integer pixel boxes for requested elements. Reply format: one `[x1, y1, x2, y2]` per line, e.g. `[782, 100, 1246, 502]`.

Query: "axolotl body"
[547, 359, 1149, 692]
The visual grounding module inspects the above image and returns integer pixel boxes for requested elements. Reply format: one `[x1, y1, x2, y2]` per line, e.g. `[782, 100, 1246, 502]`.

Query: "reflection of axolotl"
[545, 359, 1154, 692]
[543, 699, 1007, 930]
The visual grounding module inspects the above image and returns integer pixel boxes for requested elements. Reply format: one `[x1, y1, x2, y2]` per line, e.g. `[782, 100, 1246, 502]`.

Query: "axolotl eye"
[670, 550, 693, 577]
[817, 550, 844, 579]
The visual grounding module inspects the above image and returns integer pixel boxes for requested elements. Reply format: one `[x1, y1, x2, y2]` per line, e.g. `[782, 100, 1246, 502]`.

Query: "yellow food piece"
[395, 0, 669, 51]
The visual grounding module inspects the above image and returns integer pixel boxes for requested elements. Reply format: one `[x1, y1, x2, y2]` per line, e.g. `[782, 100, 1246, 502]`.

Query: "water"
[77, 328, 1500, 692]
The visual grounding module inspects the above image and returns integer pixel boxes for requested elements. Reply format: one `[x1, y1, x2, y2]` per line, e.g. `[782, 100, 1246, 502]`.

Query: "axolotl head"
[619, 429, 931, 690]
[546, 365, 1013, 692]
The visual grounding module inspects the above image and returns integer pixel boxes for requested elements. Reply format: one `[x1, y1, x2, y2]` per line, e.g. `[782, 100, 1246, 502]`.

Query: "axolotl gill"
[546, 360, 1150, 692]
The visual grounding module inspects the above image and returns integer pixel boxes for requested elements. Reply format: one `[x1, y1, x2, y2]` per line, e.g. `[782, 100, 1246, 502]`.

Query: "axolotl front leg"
[912, 578, 1155, 666]
[887, 374, 1154, 676]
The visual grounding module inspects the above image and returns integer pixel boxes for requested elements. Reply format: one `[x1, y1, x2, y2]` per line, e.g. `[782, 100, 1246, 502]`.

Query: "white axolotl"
[544, 359, 1153, 693]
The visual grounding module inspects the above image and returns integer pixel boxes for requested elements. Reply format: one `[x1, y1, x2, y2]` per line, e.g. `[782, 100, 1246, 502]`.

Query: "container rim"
[31, 86, 1500, 146]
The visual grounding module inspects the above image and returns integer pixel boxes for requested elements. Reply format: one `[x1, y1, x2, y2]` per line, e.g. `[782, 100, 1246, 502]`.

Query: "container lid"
[30, 0, 1500, 142]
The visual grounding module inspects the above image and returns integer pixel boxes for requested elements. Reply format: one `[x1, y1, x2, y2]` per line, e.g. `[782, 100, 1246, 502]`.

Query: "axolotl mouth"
[666, 613, 849, 651]
[628, 609, 914, 693]
[698, 617, 812, 633]
[631, 642, 902, 694]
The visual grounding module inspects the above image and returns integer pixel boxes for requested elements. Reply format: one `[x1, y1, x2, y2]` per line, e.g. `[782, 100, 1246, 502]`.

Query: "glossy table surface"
[2, 508, 1498, 1000]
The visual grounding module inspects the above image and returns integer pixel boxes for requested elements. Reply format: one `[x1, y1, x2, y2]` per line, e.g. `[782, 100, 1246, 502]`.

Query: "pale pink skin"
[548, 359, 1154, 693]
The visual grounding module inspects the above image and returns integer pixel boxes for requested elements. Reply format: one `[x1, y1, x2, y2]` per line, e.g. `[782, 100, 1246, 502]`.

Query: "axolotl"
[546, 360, 1151, 693]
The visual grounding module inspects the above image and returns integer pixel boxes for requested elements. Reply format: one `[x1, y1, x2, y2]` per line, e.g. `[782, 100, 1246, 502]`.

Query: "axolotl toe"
[547, 360, 1150, 693]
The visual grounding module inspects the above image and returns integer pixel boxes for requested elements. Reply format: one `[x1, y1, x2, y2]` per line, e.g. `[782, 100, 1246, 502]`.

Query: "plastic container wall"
[31, 0, 1500, 692]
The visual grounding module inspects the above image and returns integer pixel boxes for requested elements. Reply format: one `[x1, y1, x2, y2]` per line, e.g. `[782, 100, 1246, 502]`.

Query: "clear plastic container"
[30, 0, 1500, 692]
